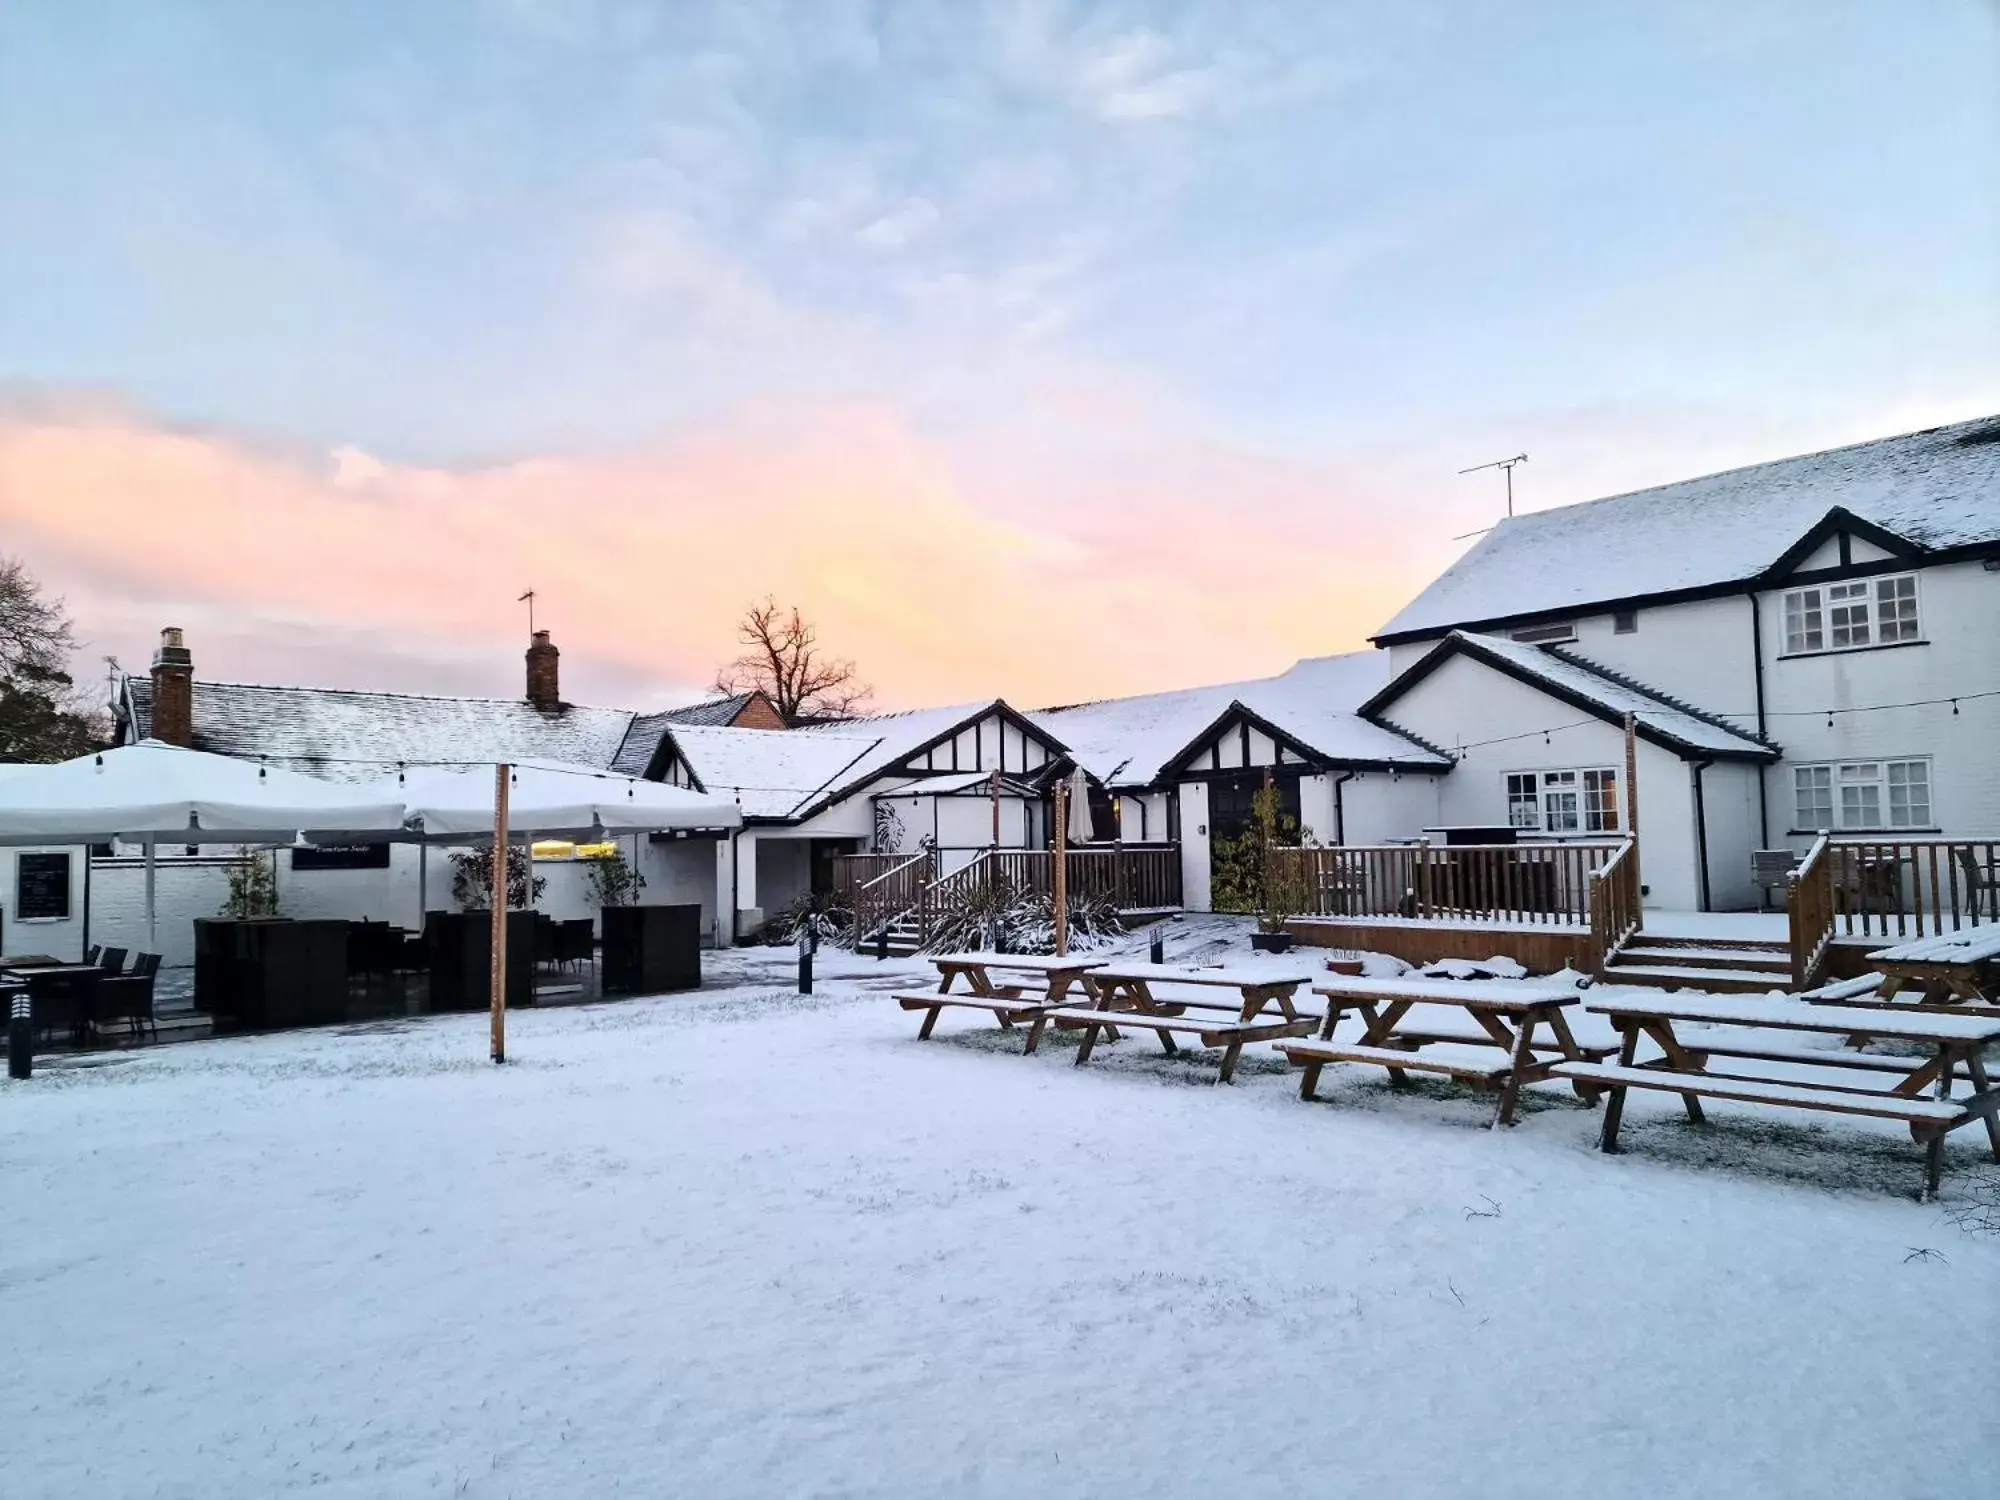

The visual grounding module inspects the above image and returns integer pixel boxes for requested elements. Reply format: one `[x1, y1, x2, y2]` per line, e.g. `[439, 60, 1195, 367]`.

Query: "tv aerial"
[1453, 452, 1528, 540]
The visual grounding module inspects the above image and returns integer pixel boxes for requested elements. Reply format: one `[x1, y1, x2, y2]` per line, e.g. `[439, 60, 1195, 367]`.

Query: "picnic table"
[1041, 962, 1318, 1083]
[1559, 993, 2000, 1197]
[1866, 930, 2000, 1006]
[896, 953, 1104, 1043]
[1285, 975, 1607, 1127]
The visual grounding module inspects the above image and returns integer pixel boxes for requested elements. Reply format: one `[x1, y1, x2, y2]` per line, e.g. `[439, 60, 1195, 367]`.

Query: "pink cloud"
[0, 401, 1431, 711]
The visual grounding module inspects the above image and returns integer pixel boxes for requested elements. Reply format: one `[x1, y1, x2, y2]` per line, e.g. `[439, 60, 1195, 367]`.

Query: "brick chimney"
[525, 630, 561, 711]
[150, 626, 194, 747]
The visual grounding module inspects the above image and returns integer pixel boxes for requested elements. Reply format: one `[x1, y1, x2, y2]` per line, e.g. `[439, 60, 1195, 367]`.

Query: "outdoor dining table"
[1041, 962, 1319, 1083]
[1866, 929, 2000, 1006]
[1295, 975, 1604, 1126]
[1568, 993, 2000, 1197]
[897, 953, 1106, 1043]
[0, 963, 106, 1047]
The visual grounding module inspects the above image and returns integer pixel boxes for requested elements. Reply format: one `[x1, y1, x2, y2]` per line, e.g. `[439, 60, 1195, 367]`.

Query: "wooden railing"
[1587, 838, 1642, 977]
[1787, 832, 1835, 987]
[842, 852, 933, 945]
[1821, 836, 2000, 942]
[973, 846, 1181, 913]
[831, 844, 1182, 949]
[1272, 841, 1622, 929]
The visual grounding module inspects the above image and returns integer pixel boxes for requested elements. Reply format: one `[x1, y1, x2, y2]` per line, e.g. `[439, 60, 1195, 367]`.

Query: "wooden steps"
[1602, 935, 1793, 995]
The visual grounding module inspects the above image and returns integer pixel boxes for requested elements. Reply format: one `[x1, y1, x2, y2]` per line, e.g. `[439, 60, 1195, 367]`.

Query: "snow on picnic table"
[3, 946, 1997, 1499]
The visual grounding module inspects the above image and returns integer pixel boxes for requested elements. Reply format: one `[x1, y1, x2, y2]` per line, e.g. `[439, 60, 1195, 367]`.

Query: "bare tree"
[0, 555, 76, 681]
[0, 555, 104, 762]
[714, 598, 870, 724]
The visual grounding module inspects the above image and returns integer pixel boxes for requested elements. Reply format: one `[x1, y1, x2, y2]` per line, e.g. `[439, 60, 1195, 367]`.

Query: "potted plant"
[1245, 783, 1315, 953]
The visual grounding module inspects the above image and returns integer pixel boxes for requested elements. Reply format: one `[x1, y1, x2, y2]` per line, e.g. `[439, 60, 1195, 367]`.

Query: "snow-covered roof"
[789, 701, 1061, 803]
[609, 694, 779, 776]
[1377, 414, 2000, 640]
[1366, 632, 1777, 760]
[123, 676, 638, 785]
[660, 723, 883, 819]
[1035, 652, 1450, 786]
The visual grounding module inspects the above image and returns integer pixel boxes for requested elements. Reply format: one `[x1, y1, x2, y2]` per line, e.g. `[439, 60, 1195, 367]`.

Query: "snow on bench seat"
[1800, 972, 1885, 1002]
[1041, 1006, 1315, 1083]
[1549, 1062, 1965, 1124]
[1667, 1037, 1946, 1076]
[1283, 1040, 1513, 1084]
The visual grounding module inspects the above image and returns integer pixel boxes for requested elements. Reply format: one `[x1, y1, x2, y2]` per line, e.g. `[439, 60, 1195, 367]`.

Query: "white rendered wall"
[1381, 652, 1706, 909]
[1753, 560, 2000, 844]
[1337, 771, 1444, 845]
[1378, 559, 1998, 847]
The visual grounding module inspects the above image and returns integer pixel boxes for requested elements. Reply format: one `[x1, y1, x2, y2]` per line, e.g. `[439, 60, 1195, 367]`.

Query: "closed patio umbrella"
[1066, 766, 1096, 845]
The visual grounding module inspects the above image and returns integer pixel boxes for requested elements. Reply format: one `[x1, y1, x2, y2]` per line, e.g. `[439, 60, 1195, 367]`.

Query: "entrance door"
[1205, 771, 1302, 850]
[809, 838, 862, 899]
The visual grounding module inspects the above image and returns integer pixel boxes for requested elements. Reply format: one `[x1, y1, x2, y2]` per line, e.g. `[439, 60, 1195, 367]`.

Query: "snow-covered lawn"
[4, 946, 1996, 1498]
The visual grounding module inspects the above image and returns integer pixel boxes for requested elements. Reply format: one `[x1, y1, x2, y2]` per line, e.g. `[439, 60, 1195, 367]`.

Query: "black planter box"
[601, 904, 702, 995]
[425, 910, 535, 1011]
[195, 918, 352, 1031]
[1250, 931, 1296, 954]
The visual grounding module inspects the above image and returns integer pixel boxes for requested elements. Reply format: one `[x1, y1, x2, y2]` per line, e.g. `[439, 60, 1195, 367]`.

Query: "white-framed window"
[1502, 767, 1621, 834]
[1791, 759, 1931, 831]
[1782, 572, 1921, 654]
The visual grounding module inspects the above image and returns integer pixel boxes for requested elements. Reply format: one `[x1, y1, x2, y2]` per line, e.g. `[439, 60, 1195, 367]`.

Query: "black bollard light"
[798, 924, 816, 996]
[1149, 926, 1165, 966]
[7, 990, 31, 1081]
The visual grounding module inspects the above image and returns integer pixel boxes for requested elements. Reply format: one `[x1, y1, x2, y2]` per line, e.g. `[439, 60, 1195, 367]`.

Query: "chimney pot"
[150, 626, 194, 746]
[526, 630, 561, 711]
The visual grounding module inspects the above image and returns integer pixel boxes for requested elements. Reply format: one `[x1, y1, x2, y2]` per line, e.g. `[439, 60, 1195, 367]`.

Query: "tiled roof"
[123, 677, 636, 784]
[1377, 414, 2000, 640]
[661, 692, 760, 727]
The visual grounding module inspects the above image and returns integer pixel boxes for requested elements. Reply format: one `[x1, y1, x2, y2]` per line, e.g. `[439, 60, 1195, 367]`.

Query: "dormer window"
[1782, 573, 1921, 655]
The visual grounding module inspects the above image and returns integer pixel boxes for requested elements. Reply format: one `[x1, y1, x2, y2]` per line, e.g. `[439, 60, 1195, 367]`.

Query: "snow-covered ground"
[4, 933, 1996, 1498]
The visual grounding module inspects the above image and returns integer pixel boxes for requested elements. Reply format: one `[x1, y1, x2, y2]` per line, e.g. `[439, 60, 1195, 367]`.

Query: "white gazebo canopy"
[0, 741, 414, 952]
[0, 741, 409, 846]
[397, 759, 742, 841]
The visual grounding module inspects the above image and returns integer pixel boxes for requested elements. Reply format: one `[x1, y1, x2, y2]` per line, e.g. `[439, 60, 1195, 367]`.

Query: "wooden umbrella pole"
[1053, 780, 1069, 957]
[491, 762, 510, 1065]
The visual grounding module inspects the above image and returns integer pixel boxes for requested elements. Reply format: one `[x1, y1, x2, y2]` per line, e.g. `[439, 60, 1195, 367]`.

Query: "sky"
[2, 0, 1997, 714]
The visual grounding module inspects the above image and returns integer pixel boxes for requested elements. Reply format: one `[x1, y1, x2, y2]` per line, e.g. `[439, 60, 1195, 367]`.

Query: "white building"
[1356, 413, 2000, 909]
[624, 702, 1068, 939]
[17, 412, 1990, 961]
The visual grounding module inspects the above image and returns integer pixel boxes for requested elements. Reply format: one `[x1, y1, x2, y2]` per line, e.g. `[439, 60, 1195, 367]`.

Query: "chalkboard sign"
[291, 843, 392, 872]
[15, 852, 72, 920]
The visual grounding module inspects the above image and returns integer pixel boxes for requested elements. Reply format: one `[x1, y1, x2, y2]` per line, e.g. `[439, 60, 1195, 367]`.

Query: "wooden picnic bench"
[896, 953, 1105, 1043]
[1866, 930, 2000, 1007]
[1038, 962, 1317, 1083]
[1558, 993, 2000, 1197]
[1285, 975, 1609, 1127]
